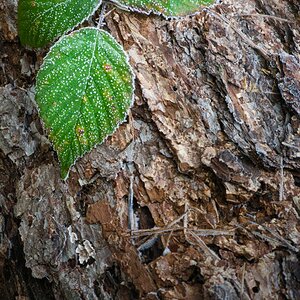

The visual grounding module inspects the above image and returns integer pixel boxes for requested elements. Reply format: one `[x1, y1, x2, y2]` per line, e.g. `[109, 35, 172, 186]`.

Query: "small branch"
[279, 156, 284, 201]
[238, 222, 299, 253]
[105, 0, 130, 12]
[204, 9, 271, 59]
[130, 226, 235, 237]
[137, 235, 158, 251]
[282, 141, 300, 150]
[186, 231, 220, 261]
[104, 7, 116, 19]
[240, 263, 246, 300]
[128, 174, 135, 231]
[235, 14, 295, 24]
[183, 202, 189, 237]
[97, 3, 108, 29]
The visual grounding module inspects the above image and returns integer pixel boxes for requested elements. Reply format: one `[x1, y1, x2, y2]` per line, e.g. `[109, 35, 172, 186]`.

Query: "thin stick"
[97, 3, 107, 29]
[187, 230, 220, 261]
[282, 141, 300, 150]
[279, 156, 284, 201]
[137, 235, 158, 251]
[238, 222, 298, 253]
[204, 9, 271, 59]
[128, 174, 135, 231]
[164, 229, 174, 249]
[166, 211, 189, 228]
[130, 226, 235, 237]
[104, 7, 116, 19]
[236, 14, 294, 24]
[183, 202, 189, 236]
[240, 263, 246, 300]
[105, 0, 130, 12]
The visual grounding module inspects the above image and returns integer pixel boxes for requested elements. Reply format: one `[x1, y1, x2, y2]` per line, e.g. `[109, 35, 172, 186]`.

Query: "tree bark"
[1, 0, 300, 299]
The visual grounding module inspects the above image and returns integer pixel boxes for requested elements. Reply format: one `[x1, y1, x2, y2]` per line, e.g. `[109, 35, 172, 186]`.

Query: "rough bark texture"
[1, 0, 300, 299]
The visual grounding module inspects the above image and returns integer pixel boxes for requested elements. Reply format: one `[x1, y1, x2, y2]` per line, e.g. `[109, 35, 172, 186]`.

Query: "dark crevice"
[98, 263, 140, 300]
[187, 266, 205, 284]
[293, 175, 300, 187]
[134, 202, 164, 263]
[0, 229, 55, 300]
[0, 149, 55, 300]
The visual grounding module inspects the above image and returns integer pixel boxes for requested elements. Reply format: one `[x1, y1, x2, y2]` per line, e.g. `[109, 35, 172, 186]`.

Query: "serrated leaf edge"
[109, 0, 216, 18]
[36, 27, 136, 180]
[19, 0, 103, 48]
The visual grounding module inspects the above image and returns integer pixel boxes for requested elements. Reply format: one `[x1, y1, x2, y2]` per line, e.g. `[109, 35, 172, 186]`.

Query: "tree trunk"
[1, 0, 300, 299]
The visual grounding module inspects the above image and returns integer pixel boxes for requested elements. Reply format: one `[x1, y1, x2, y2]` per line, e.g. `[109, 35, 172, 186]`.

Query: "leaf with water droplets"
[36, 28, 134, 179]
[18, 0, 101, 47]
[114, 0, 214, 16]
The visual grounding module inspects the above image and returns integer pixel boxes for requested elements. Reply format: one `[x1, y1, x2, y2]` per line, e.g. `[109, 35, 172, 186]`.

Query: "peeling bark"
[1, 0, 300, 299]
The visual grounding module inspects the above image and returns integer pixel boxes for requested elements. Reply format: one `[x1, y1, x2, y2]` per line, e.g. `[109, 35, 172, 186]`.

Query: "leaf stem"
[97, 3, 107, 29]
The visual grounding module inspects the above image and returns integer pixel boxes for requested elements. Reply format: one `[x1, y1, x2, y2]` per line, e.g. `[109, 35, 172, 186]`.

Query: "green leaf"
[18, 0, 101, 47]
[114, 0, 215, 16]
[36, 28, 134, 179]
